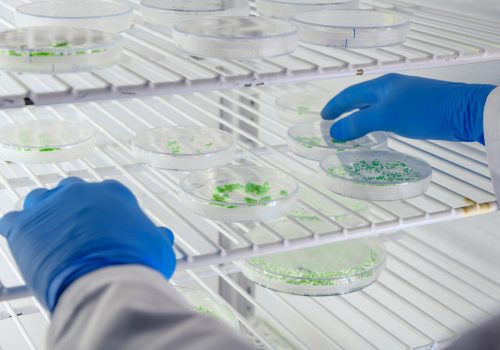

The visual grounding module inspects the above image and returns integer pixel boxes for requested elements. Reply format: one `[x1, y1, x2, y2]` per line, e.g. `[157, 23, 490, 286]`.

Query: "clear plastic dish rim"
[292, 9, 410, 30]
[0, 120, 97, 150]
[141, 0, 248, 13]
[319, 149, 433, 186]
[180, 165, 299, 209]
[132, 126, 236, 158]
[275, 92, 325, 114]
[173, 16, 298, 40]
[15, 0, 133, 19]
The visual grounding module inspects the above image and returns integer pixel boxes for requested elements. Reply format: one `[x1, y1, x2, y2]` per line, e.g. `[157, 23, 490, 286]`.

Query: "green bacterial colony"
[211, 181, 288, 209]
[17, 147, 61, 152]
[328, 159, 421, 184]
[1, 41, 104, 57]
[247, 249, 380, 286]
[296, 106, 310, 115]
[194, 305, 217, 318]
[296, 136, 349, 149]
[166, 139, 215, 155]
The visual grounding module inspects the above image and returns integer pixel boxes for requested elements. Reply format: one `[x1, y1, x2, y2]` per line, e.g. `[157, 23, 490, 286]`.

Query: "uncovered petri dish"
[174, 286, 239, 330]
[172, 16, 298, 59]
[132, 126, 236, 171]
[15, 0, 134, 33]
[275, 92, 330, 124]
[141, 0, 249, 27]
[180, 166, 298, 222]
[256, 0, 358, 19]
[0, 120, 96, 164]
[320, 149, 432, 200]
[293, 10, 410, 48]
[237, 237, 386, 296]
[0, 26, 122, 73]
[287, 121, 388, 160]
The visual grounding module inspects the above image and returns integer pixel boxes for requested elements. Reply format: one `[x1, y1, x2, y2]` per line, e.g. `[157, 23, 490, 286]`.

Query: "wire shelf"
[0, 0, 498, 107]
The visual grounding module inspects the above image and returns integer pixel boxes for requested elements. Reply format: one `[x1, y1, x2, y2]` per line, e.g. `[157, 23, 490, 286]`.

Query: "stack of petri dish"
[256, 0, 358, 19]
[293, 9, 410, 48]
[15, 0, 134, 33]
[320, 149, 432, 200]
[275, 92, 331, 124]
[180, 166, 298, 222]
[287, 120, 388, 160]
[132, 126, 236, 171]
[237, 237, 386, 296]
[172, 16, 298, 59]
[0, 26, 122, 73]
[174, 286, 239, 330]
[0, 120, 96, 164]
[141, 0, 249, 27]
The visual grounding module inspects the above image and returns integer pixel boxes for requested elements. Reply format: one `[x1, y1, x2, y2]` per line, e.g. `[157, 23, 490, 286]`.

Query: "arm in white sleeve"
[47, 265, 256, 350]
[483, 87, 500, 205]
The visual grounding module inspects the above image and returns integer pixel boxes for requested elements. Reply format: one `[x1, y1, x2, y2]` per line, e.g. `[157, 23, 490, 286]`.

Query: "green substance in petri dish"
[328, 159, 421, 184]
[289, 210, 321, 221]
[195, 305, 217, 318]
[16, 147, 61, 152]
[211, 181, 286, 209]
[296, 136, 321, 148]
[296, 106, 310, 116]
[166, 140, 181, 155]
[248, 249, 380, 286]
[205, 142, 214, 148]
[51, 41, 71, 48]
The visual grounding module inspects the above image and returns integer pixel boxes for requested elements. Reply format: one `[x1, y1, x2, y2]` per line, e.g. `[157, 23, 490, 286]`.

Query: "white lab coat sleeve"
[483, 87, 500, 205]
[47, 265, 256, 350]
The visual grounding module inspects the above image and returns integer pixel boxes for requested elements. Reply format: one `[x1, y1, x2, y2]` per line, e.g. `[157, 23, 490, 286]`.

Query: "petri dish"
[15, 0, 134, 33]
[320, 149, 432, 200]
[180, 166, 298, 222]
[287, 121, 388, 160]
[237, 237, 386, 296]
[172, 16, 298, 59]
[174, 286, 239, 330]
[132, 126, 236, 171]
[0, 120, 96, 164]
[141, 0, 249, 27]
[275, 92, 330, 124]
[0, 26, 122, 74]
[256, 0, 358, 19]
[293, 10, 410, 48]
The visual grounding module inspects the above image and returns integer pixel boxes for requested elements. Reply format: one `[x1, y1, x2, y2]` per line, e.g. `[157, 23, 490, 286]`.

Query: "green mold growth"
[205, 142, 214, 148]
[1, 45, 105, 57]
[296, 136, 321, 148]
[328, 159, 421, 184]
[248, 249, 380, 286]
[166, 140, 181, 155]
[195, 305, 217, 318]
[296, 106, 310, 116]
[17, 147, 61, 152]
[51, 41, 71, 48]
[211, 181, 287, 209]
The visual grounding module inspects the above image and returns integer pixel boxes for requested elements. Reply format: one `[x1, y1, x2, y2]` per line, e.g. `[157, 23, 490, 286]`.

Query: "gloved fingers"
[100, 179, 137, 201]
[158, 226, 175, 246]
[58, 177, 87, 188]
[321, 81, 379, 120]
[23, 188, 51, 209]
[330, 107, 385, 141]
[0, 210, 22, 238]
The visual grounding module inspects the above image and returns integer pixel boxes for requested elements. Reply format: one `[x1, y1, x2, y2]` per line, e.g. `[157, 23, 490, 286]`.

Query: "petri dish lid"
[293, 10, 410, 48]
[287, 120, 388, 160]
[320, 149, 432, 200]
[172, 16, 298, 59]
[131, 126, 236, 171]
[180, 166, 299, 222]
[15, 0, 134, 33]
[0, 120, 96, 163]
[275, 92, 330, 123]
[0, 26, 122, 73]
[174, 286, 239, 330]
[142, 0, 247, 11]
[242, 237, 386, 295]
[256, 0, 358, 19]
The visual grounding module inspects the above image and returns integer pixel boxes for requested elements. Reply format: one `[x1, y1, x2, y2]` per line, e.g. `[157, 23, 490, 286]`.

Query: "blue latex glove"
[322, 73, 496, 144]
[0, 177, 176, 312]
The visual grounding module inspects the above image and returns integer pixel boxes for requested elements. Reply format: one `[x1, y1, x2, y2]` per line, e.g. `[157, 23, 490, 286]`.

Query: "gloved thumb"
[330, 108, 384, 141]
[158, 227, 175, 246]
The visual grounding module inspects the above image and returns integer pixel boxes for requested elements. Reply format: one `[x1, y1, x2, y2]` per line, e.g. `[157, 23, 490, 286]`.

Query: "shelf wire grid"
[0, 0, 498, 107]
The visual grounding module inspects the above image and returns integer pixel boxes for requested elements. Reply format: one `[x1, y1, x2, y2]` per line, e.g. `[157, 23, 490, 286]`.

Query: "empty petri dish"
[132, 126, 236, 171]
[320, 149, 432, 200]
[141, 0, 249, 27]
[237, 237, 386, 296]
[174, 286, 239, 330]
[15, 0, 134, 33]
[293, 10, 410, 48]
[0, 120, 96, 164]
[180, 166, 298, 222]
[172, 16, 298, 59]
[256, 0, 358, 19]
[288, 121, 388, 160]
[0, 26, 122, 73]
[275, 92, 330, 124]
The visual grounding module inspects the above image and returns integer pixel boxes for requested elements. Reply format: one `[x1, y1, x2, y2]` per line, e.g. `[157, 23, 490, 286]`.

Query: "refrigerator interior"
[0, 0, 499, 349]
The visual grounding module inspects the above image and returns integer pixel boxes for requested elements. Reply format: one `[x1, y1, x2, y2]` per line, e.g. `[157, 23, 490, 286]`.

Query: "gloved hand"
[322, 73, 497, 144]
[0, 177, 176, 312]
